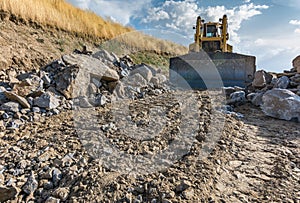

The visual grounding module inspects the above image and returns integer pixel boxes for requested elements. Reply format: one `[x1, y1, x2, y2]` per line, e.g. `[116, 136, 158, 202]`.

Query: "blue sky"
[67, 0, 300, 72]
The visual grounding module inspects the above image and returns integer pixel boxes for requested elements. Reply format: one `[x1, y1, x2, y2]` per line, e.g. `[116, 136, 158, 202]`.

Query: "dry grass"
[0, 0, 131, 39]
[0, 0, 187, 55]
[100, 31, 188, 55]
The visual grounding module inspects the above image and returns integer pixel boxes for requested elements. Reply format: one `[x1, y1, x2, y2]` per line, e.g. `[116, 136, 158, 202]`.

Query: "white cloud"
[289, 20, 300, 25]
[241, 32, 300, 71]
[289, 19, 300, 33]
[140, 1, 268, 46]
[295, 28, 300, 34]
[66, 0, 151, 25]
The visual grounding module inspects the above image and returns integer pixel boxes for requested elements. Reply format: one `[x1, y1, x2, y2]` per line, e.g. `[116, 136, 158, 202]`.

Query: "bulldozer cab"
[204, 23, 218, 37]
[189, 15, 232, 53]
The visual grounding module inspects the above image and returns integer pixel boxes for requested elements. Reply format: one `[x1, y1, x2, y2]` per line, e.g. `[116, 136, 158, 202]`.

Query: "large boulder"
[130, 64, 153, 82]
[252, 70, 267, 88]
[61, 54, 119, 99]
[252, 70, 274, 88]
[261, 88, 300, 122]
[34, 92, 60, 109]
[292, 55, 300, 73]
[62, 54, 119, 82]
[126, 73, 148, 87]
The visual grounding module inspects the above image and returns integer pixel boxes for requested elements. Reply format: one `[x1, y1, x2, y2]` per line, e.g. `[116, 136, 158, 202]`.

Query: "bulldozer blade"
[169, 52, 256, 89]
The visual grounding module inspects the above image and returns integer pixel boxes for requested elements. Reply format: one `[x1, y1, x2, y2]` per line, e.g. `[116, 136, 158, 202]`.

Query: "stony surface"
[0, 15, 299, 203]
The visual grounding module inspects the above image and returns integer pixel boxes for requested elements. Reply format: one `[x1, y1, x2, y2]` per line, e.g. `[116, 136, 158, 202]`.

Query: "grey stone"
[126, 73, 148, 87]
[1, 101, 20, 113]
[150, 76, 160, 87]
[227, 91, 246, 105]
[252, 70, 267, 88]
[92, 49, 116, 63]
[275, 76, 290, 89]
[100, 95, 107, 106]
[175, 180, 191, 192]
[2, 112, 9, 119]
[0, 186, 18, 202]
[4, 91, 31, 108]
[34, 92, 60, 109]
[61, 54, 119, 99]
[261, 88, 300, 122]
[91, 77, 102, 88]
[42, 73, 52, 86]
[131, 64, 153, 82]
[6, 120, 20, 130]
[62, 54, 119, 81]
[292, 74, 300, 82]
[88, 83, 98, 95]
[76, 96, 92, 108]
[32, 107, 40, 113]
[22, 171, 38, 195]
[115, 82, 125, 99]
[52, 168, 62, 187]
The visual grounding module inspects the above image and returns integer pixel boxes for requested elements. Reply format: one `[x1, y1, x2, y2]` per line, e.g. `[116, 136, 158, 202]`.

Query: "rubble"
[0, 44, 299, 202]
[226, 55, 300, 122]
[0, 49, 170, 131]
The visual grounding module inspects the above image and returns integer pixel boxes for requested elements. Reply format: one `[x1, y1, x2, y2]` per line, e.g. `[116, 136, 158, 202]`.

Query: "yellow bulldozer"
[170, 15, 256, 88]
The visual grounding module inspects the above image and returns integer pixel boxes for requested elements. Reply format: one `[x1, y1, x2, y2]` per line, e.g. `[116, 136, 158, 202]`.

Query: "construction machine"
[169, 15, 256, 89]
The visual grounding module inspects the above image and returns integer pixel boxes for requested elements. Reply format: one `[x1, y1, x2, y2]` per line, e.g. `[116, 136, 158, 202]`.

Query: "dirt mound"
[0, 15, 98, 73]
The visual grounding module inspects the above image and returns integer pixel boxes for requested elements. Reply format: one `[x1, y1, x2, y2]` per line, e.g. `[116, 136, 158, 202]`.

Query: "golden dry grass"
[0, 0, 187, 55]
[0, 0, 131, 39]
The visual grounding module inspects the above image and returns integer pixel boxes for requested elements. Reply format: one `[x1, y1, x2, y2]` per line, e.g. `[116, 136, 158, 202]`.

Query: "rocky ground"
[0, 15, 299, 203]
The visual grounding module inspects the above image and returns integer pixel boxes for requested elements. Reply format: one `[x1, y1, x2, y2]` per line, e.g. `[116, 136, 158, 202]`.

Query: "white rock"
[261, 88, 300, 122]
